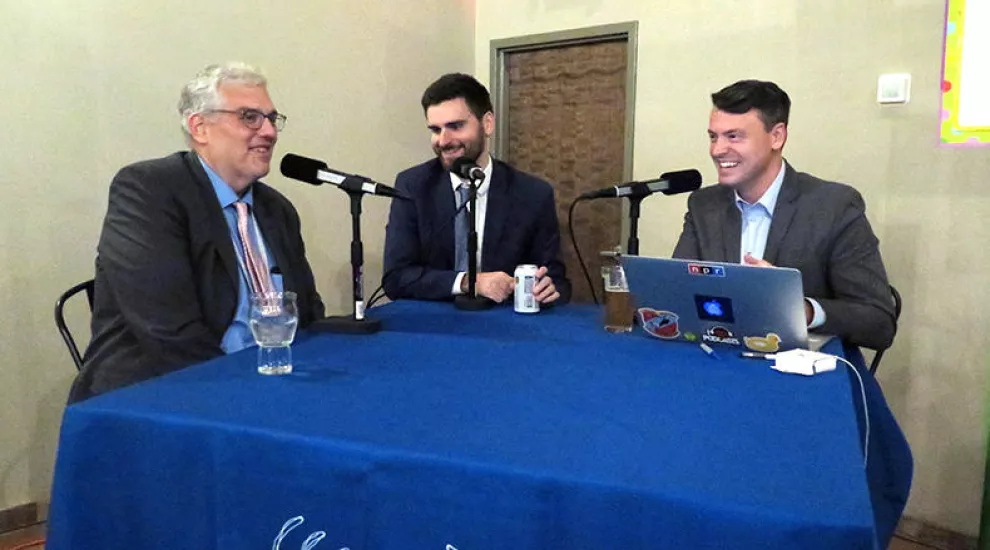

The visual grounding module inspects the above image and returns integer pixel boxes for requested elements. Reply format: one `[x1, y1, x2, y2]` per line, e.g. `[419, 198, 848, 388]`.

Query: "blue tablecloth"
[48, 301, 906, 549]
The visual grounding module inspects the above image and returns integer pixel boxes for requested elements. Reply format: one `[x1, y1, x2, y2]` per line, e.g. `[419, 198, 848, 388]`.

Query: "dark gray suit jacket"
[69, 151, 324, 402]
[673, 163, 895, 350]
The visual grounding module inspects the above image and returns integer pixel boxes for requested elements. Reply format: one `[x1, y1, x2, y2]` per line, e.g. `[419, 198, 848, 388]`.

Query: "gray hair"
[178, 62, 268, 138]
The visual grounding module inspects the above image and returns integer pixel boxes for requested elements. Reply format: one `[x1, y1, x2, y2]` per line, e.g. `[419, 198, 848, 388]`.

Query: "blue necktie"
[454, 184, 470, 272]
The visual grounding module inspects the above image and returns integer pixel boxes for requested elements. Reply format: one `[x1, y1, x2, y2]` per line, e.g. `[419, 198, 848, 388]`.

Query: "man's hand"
[475, 271, 514, 303]
[743, 253, 773, 268]
[532, 266, 560, 304]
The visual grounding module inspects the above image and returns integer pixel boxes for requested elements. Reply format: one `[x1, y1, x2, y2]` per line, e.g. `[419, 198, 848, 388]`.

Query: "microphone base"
[310, 315, 382, 334]
[454, 295, 494, 311]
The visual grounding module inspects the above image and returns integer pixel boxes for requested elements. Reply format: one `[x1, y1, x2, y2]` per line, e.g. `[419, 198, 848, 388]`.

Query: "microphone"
[450, 157, 485, 182]
[578, 169, 702, 200]
[280, 153, 405, 200]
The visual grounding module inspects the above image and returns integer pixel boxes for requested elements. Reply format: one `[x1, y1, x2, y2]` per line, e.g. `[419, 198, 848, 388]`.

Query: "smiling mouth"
[717, 161, 739, 168]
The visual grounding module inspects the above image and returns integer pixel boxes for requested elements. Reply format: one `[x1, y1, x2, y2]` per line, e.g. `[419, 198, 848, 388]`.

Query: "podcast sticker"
[638, 308, 680, 340]
[702, 326, 740, 346]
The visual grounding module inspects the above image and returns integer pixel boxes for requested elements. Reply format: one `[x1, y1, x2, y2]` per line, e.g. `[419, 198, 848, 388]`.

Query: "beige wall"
[0, 0, 474, 514]
[476, 0, 988, 537]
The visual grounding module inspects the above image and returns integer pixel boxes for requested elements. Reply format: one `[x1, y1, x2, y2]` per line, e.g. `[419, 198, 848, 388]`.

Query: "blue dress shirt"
[200, 158, 284, 353]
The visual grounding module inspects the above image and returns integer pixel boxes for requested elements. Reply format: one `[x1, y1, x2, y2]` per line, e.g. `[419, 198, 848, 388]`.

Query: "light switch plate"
[877, 73, 911, 104]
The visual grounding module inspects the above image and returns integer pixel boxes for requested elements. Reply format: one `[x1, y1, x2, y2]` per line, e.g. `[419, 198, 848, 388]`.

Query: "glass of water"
[249, 291, 299, 375]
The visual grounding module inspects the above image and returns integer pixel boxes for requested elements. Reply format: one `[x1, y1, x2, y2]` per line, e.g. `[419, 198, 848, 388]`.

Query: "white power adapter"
[768, 349, 837, 376]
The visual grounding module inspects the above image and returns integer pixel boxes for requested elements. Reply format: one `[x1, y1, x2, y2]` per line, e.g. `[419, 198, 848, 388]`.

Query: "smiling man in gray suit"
[673, 80, 895, 350]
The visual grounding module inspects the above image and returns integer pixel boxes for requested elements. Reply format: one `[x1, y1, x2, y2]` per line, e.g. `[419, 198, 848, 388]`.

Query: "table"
[48, 301, 901, 549]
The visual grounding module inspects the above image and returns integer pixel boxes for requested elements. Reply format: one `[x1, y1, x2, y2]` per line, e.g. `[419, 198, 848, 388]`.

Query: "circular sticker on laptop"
[637, 308, 680, 339]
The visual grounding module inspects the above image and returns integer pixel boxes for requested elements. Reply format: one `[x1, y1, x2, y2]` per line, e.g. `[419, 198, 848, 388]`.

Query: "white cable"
[818, 355, 870, 469]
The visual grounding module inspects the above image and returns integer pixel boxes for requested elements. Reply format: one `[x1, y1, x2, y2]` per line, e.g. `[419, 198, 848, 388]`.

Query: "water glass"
[249, 291, 299, 375]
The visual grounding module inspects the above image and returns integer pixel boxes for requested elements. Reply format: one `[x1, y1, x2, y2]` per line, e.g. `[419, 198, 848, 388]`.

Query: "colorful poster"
[941, 0, 990, 146]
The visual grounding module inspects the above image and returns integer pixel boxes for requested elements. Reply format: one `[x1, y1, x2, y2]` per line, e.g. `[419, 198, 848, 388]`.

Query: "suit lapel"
[185, 153, 240, 292]
[718, 192, 741, 263]
[763, 164, 800, 265]
[481, 160, 509, 272]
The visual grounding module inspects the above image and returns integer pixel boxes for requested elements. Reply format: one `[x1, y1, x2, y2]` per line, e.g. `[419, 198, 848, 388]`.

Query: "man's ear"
[770, 122, 787, 151]
[187, 113, 209, 145]
[482, 111, 495, 138]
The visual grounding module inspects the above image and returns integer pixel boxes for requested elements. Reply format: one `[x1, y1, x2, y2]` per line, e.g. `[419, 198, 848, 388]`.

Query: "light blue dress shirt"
[735, 162, 825, 328]
[200, 158, 284, 353]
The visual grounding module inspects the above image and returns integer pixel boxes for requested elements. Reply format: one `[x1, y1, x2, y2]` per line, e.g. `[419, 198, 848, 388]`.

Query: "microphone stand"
[311, 176, 383, 334]
[626, 195, 644, 256]
[454, 172, 493, 311]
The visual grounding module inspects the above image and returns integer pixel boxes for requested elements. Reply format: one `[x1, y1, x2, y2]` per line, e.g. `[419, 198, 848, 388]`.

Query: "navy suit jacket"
[673, 163, 895, 350]
[383, 158, 570, 304]
[69, 151, 324, 402]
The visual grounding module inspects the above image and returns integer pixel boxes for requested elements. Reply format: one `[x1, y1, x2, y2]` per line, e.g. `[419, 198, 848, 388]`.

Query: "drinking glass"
[601, 248, 634, 333]
[249, 291, 298, 375]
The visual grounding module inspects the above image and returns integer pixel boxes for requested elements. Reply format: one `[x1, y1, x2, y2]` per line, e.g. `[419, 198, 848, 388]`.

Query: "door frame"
[489, 21, 639, 184]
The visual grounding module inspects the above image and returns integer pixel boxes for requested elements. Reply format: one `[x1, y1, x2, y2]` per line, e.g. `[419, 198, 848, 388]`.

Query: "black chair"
[55, 279, 95, 371]
[869, 284, 902, 374]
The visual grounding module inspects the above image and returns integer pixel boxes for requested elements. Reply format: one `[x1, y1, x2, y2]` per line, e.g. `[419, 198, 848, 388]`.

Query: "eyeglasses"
[207, 108, 287, 131]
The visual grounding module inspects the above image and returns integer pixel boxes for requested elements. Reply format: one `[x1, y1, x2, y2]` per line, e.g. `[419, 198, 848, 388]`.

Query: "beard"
[434, 128, 486, 171]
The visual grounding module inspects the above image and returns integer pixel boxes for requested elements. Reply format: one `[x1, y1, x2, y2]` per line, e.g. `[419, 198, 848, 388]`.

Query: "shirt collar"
[734, 160, 786, 216]
[199, 155, 254, 208]
[449, 154, 494, 197]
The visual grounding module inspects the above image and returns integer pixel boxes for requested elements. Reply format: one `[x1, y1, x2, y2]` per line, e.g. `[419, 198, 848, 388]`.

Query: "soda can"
[514, 264, 540, 314]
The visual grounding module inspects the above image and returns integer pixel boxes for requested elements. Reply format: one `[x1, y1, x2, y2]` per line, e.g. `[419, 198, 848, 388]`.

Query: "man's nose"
[710, 137, 727, 157]
[258, 117, 278, 138]
[437, 128, 451, 146]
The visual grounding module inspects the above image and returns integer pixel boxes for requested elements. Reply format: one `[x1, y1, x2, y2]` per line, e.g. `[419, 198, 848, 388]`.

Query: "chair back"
[869, 284, 903, 374]
[55, 279, 95, 371]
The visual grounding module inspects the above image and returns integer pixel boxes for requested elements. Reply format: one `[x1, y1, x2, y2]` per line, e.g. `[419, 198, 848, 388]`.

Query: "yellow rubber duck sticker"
[744, 332, 781, 353]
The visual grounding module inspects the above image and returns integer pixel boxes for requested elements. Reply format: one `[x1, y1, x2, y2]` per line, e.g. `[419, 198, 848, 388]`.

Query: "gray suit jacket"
[673, 163, 895, 350]
[69, 151, 325, 402]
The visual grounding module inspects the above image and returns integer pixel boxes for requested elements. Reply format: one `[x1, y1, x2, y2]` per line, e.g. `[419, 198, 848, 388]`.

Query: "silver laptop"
[621, 256, 812, 353]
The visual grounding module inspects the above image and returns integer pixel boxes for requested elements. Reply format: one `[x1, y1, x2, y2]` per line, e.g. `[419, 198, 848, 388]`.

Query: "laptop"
[620, 256, 814, 353]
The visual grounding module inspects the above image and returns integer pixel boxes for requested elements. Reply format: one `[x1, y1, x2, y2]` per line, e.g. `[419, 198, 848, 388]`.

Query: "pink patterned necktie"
[234, 201, 274, 295]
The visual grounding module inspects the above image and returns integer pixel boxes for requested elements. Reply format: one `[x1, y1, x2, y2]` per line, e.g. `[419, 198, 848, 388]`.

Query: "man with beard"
[673, 79, 895, 350]
[383, 73, 570, 304]
[69, 62, 324, 402]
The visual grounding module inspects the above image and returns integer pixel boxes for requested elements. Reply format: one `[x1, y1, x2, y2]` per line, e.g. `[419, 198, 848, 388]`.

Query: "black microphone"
[280, 153, 405, 200]
[450, 157, 485, 182]
[578, 169, 702, 200]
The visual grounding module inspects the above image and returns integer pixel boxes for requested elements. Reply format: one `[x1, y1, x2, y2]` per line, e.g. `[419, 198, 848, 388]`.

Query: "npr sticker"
[687, 263, 725, 277]
[637, 308, 680, 340]
[702, 326, 740, 346]
[743, 332, 781, 353]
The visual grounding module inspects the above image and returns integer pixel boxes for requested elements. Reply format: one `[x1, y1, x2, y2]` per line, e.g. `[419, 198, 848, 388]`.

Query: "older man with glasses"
[69, 62, 325, 402]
